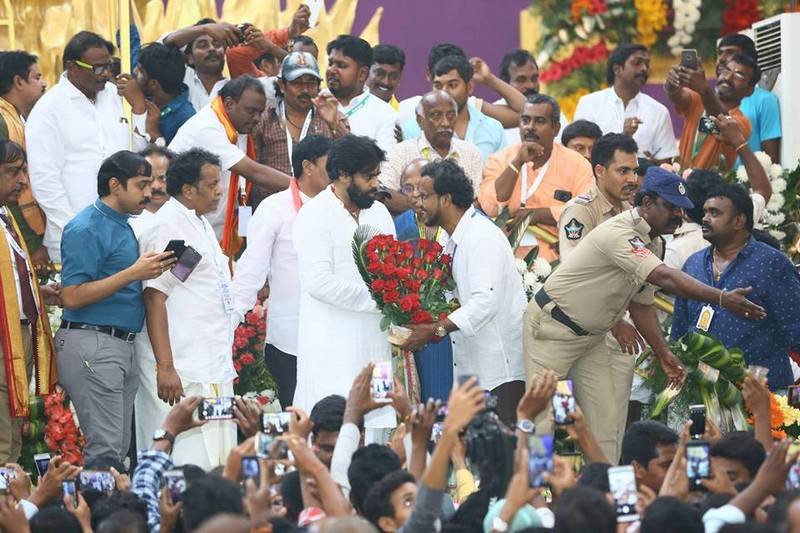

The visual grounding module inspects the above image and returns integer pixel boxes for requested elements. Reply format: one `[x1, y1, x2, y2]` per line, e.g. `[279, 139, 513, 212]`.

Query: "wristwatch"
[516, 418, 535, 434]
[492, 516, 509, 532]
[434, 324, 447, 337]
[152, 428, 175, 446]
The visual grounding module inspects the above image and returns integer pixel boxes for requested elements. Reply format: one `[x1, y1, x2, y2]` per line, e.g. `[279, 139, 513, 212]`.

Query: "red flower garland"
[539, 41, 610, 84]
[43, 390, 85, 466]
[721, 0, 760, 35]
[572, 0, 608, 22]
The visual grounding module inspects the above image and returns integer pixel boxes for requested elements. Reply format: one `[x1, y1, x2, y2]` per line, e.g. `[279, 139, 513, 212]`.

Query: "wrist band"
[735, 142, 747, 153]
[508, 162, 520, 174]
[719, 289, 725, 307]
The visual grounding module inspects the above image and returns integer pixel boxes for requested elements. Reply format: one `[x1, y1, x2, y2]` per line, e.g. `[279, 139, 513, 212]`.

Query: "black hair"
[326, 134, 386, 182]
[254, 51, 277, 69]
[684, 169, 724, 224]
[640, 496, 703, 533]
[97, 150, 152, 197]
[420, 159, 475, 209]
[526, 93, 561, 125]
[0, 51, 38, 95]
[347, 443, 402, 514]
[363, 470, 417, 529]
[718, 34, 758, 62]
[606, 43, 648, 85]
[137, 42, 186, 95]
[291, 135, 332, 179]
[590, 132, 638, 171]
[218, 74, 266, 100]
[292, 35, 319, 57]
[562, 119, 603, 147]
[554, 486, 616, 533]
[139, 145, 174, 161]
[0, 139, 26, 165]
[95, 509, 148, 533]
[29, 506, 83, 533]
[166, 148, 221, 197]
[442, 489, 491, 532]
[767, 489, 800, 529]
[633, 189, 660, 207]
[91, 491, 148, 531]
[432, 55, 473, 83]
[499, 49, 537, 82]
[718, 524, 780, 533]
[707, 183, 755, 231]
[752, 228, 782, 250]
[710, 431, 766, 479]
[577, 462, 611, 492]
[181, 475, 244, 531]
[63, 31, 115, 66]
[309, 393, 346, 436]
[727, 52, 762, 88]
[427, 43, 465, 74]
[327, 35, 373, 67]
[281, 470, 303, 523]
[372, 44, 405, 69]
[620, 420, 679, 467]
[185, 18, 217, 56]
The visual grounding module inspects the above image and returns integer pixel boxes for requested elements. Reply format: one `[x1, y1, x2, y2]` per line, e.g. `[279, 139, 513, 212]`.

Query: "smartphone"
[527, 435, 554, 488]
[680, 49, 699, 70]
[241, 456, 260, 487]
[170, 245, 202, 282]
[552, 379, 576, 425]
[256, 432, 273, 459]
[0, 467, 14, 486]
[371, 361, 394, 400]
[608, 465, 639, 523]
[788, 462, 800, 489]
[163, 239, 186, 258]
[163, 470, 186, 503]
[789, 385, 800, 408]
[685, 441, 711, 490]
[34, 453, 51, 478]
[62, 480, 78, 509]
[698, 116, 720, 135]
[260, 412, 291, 435]
[111, 57, 122, 78]
[0, 473, 6, 495]
[198, 397, 235, 420]
[457, 374, 478, 387]
[78, 470, 115, 493]
[305, 0, 323, 28]
[689, 404, 706, 439]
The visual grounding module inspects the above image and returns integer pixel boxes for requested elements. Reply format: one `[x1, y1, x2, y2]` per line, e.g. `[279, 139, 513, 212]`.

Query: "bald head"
[416, 89, 456, 117]
[415, 90, 457, 150]
[401, 158, 426, 188]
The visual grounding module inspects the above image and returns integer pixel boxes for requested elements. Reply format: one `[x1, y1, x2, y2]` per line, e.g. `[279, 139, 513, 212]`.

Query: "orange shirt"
[478, 142, 593, 261]
[677, 90, 751, 171]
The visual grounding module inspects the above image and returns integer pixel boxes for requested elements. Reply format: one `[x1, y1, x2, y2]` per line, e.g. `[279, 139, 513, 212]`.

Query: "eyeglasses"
[73, 59, 115, 75]
[716, 65, 747, 82]
[401, 185, 420, 196]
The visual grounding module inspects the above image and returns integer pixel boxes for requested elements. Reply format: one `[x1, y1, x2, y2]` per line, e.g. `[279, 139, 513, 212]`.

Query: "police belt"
[534, 289, 589, 337]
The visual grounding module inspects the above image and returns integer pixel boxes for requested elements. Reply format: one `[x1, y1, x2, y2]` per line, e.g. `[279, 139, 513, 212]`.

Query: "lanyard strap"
[280, 101, 313, 162]
[289, 178, 304, 213]
[520, 158, 551, 205]
[0, 212, 25, 258]
[343, 92, 370, 118]
[417, 219, 442, 241]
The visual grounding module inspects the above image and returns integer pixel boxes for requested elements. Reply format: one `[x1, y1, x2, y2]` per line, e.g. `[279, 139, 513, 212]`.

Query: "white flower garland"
[516, 258, 553, 300]
[736, 151, 789, 241]
[667, 0, 702, 56]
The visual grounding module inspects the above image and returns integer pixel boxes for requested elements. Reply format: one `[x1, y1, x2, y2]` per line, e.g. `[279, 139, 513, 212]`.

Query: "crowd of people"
[1, 3, 800, 532]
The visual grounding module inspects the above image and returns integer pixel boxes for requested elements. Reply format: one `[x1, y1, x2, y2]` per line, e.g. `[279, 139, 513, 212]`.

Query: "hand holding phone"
[62, 480, 78, 508]
[689, 404, 706, 439]
[241, 456, 260, 487]
[260, 412, 291, 435]
[685, 441, 711, 490]
[552, 379, 576, 425]
[163, 470, 186, 503]
[680, 49, 699, 70]
[527, 435, 554, 488]
[34, 453, 51, 478]
[170, 245, 202, 282]
[198, 397, 235, 420]
[608, 466, 639, 522]
[371, 361, 394, 401]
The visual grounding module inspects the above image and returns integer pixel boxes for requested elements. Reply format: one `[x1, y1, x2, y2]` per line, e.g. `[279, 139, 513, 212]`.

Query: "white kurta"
[292, 187, 396, 428]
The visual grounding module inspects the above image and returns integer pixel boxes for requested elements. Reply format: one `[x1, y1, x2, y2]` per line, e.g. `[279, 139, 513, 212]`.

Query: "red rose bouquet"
[232, 303, 277, 407]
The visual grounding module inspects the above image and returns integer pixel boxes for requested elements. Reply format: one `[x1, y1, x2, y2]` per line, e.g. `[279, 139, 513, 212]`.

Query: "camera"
[698, 116, 720, 135]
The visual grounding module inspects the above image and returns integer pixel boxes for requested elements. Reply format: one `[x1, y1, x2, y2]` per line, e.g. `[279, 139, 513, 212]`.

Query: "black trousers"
[264, 343, 297, 409]
[491, 380, 525, 427]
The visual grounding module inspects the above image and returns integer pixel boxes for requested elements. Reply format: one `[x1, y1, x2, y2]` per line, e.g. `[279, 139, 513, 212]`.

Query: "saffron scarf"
[209, 96, 255, 257]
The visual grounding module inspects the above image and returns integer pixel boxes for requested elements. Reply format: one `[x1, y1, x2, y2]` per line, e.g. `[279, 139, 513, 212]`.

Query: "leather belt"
[534, 289, 589, 337]
[61, 321, 136, 343]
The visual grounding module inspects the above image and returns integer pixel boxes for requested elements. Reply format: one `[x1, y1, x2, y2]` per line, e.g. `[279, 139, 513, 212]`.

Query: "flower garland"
[539, 41, 610, 84]
[635, 0, 668, 47]
[43, 390, 85, 466]
[722, 0, 760, 35]
[667, 0, 701, 55]
[571, 0, 608, 22]
[734, 151, 790, 242]
[773, 393, 800, 439]
[515, 257, 553, 301]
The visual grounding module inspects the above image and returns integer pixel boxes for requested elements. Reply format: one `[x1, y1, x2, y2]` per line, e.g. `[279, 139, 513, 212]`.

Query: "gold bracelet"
[719, 289, 725, 308]
[508, 162, 520, 174]
[734, 142, 747, 153]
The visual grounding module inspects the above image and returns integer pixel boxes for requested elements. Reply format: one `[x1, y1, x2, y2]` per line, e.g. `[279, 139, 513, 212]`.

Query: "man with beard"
[671, 183, 800, 390]
[574, 45, 677, 163]
[524, 167, 766, 463]
[249, 51, 347, 208]
[366, 44, 405, 110]
[666, 54, 757, 171]
[129, 146, 172, 237]
[292, 134, 396, 430]
[478, 94, 593, 262]
[400, 160, 526, 426]
[379, 91, 482, 215]
[169, 76, 291, 256]
[326, 35, 397, 154]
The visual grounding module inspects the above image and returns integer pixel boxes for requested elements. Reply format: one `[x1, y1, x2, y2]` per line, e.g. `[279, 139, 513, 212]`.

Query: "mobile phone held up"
[371, 361, 394, 400]
[261, 412, 292, 435]
[78, 470, 116, 493]
[681, 49, 699, 70]
[241, 456, 260, 487]
[62, 480, 78, 509]
[34, 453, 51, 479]
[689, 404, 706, 439]
[163, 470, 186, 504]
[198, 397, 235, 420]
[685, 441, 711, 490]
[608, 465, 639, 523]
[527, 435, 554, 488]
[552, 379, 576, 425]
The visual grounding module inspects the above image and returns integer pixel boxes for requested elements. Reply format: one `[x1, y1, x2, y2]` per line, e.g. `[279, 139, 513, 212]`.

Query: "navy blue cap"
[641, 166, 694, 209]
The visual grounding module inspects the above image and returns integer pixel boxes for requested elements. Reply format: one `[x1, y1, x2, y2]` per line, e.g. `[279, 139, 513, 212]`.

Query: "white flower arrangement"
[668, 0, 702, 55]
[744, 151, 789, 240]
[518, 257, 553, 301]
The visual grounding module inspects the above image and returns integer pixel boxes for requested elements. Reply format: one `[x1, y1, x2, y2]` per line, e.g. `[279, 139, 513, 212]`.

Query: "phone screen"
[686, 442, 711, 488]
[62, 480, 78, 508]
[789, 385, 800, 408]
[553, 379, 575, 425]
[198, 397, 235, 420]
[171, 245, 202, 282]
[261, 412, 291, 435]
[689, 404, 706, 438]
[680, 49, 698, 69]
[371, 361, 393, 400]
[34, 454, 51, 478]
[78, 470, 115, 493]
[163, 470, 186, 503]
[527, 435, 554, 488]
[608, 466, 639, 522]
[241, 456, 260, 486]
[164, 239, 186, 257]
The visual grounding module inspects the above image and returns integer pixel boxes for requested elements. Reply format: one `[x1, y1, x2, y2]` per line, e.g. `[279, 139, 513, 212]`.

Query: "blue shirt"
[670, 236, 800, 388]
[160, 86, 195, 144]
[401, 103, 507, 161]
[61, 199, 144, 332]
[739, 86, 781, 154]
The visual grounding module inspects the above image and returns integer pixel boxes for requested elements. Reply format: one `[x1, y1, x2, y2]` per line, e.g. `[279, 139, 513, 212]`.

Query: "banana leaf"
[494, 206, 512, 230]
[351, 225, 379, 286]
[508, 210, 536, 252]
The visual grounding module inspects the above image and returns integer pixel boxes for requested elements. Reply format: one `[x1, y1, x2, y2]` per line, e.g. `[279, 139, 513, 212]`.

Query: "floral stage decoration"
[773, 393, 800, 440]
[232, 303, 277, 407]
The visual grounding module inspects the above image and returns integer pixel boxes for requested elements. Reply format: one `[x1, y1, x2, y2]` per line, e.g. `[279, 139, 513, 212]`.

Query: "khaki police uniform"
[558, 185, 636, 459]
[525, 208, 664, 463]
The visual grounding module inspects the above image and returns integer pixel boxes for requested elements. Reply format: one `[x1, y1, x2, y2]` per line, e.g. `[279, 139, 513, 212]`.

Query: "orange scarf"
[210, 96, 255, 257]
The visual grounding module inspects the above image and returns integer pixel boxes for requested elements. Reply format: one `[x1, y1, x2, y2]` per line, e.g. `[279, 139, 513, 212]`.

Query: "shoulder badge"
[628, 236, 652, 258]
[574, 193, 592, 205]
[565, 218, 585, 240]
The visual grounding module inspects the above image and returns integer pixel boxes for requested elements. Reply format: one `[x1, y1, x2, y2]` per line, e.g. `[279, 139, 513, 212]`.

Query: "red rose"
[412, 258, 422, 268]
[371, 279, 386, 291]
[383, 290, 400, 303]
[438, 312, 449, 321]
[367, 261, 381, 273]
[396, 267, 411, 280]
[381, 263, 396, 277]
[233, 360, 242, 372]
[423, 253, 436, 263]
[411, 310, 433, 324]
[441, 255, 451, 266]
[432, 268, 444, 280]
[399, 295, 416, 311]
[240, 353, 256, 365]
[384, 279, 398, 291]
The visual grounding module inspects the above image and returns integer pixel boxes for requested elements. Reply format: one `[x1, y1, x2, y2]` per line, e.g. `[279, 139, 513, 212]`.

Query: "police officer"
[525, 166, 766, 463]
[558, 133, 642, 460]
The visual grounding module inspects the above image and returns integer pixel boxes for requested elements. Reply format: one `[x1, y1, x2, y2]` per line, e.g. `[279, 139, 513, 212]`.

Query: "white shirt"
[232, 186, 309, 355]
[26, 74, 130, 261]
[128, 209, 158, 239]
[494, 97, 567, 145]
[446, 206, 527, 390]
[292, 186, 396, 427]
[169, 105, 248, 238]
[135, 198, 237, 384]
[0, 207, 38, 319]
[339, 86, 397, 154]
[573, 87, 678, 159]
[183, 67, 228, 112]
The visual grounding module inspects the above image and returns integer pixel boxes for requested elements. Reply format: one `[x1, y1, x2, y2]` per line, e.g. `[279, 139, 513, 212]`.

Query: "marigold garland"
[635, 0, 668, 47]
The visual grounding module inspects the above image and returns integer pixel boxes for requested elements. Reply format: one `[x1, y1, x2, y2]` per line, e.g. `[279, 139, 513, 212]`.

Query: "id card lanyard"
[520, 158, 551, 206]
[280, 100, 313, 162]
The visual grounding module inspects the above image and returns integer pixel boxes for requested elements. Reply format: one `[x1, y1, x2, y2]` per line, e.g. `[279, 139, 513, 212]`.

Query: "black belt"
[61, 321, 136, 342]
[534, 289, 589, 337]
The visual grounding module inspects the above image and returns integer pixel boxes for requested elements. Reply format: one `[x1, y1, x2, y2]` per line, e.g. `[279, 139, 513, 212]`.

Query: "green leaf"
[507, 210, 536, 251]
[494, 206, 511, 230]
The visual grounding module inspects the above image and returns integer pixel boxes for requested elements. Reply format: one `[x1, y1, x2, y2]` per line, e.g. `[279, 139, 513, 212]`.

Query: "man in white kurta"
[134, 149, 237, 469]
[292, 135, 395, 429]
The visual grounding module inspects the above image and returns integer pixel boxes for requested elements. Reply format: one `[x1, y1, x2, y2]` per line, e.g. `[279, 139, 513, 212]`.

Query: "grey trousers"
[55, 328, 139, 464]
